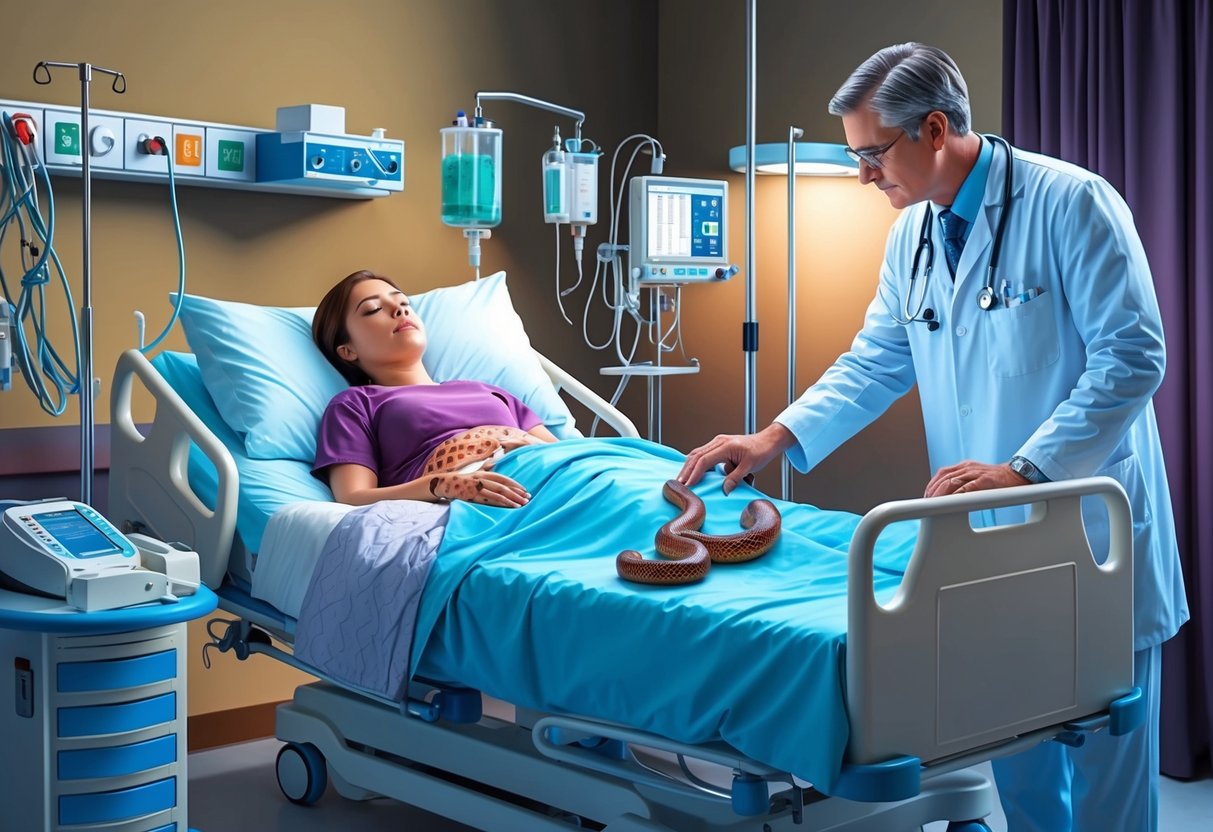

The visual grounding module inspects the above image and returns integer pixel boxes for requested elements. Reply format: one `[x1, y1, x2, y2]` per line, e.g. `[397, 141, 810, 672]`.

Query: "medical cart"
[0, 584, 216, 832]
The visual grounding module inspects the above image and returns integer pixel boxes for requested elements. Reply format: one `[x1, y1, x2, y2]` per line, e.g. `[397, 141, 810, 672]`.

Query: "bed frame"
[108, 347, 1143, 831]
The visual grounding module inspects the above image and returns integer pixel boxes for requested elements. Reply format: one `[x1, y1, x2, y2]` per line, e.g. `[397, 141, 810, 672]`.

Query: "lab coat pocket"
[984, 293, 1060, 378]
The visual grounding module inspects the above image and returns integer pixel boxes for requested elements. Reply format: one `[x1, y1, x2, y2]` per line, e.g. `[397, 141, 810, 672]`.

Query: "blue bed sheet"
[412, 438, 916, 791]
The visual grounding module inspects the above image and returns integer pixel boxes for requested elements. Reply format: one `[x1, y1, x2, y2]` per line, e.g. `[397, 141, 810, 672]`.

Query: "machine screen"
[645, 184, 724, 261]
[36, 509, 123, 558]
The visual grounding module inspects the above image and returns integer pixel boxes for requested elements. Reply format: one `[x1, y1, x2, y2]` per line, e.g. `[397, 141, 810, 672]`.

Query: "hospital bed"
[104, 283, 1142, 832]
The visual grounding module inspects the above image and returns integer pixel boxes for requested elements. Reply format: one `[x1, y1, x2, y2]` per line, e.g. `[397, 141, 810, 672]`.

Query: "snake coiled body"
[616, 480, 781, 585]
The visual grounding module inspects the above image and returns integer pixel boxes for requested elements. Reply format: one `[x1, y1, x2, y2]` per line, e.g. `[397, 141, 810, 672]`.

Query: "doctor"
[679, 43, 1188, 831]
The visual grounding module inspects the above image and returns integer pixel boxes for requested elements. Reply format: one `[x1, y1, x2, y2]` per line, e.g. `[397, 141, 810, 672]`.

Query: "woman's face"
[336, 278, 427, 375]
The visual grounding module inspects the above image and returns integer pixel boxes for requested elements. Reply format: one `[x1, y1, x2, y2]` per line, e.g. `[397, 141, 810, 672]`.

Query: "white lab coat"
[776, 143, 1188, 650]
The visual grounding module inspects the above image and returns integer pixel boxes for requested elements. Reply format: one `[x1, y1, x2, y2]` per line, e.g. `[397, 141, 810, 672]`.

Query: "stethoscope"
[884, 134, 1015, 331]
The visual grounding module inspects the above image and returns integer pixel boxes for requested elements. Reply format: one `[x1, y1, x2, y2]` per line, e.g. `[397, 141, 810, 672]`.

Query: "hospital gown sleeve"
[312, 392, 379, 481]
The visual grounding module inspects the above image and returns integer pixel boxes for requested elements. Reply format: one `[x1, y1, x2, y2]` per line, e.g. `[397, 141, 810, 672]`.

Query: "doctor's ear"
[924, 112, 948, 149]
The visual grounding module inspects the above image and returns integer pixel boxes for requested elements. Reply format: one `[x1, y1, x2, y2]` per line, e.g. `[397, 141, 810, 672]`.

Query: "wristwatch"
[1009, 455, 1049, 484]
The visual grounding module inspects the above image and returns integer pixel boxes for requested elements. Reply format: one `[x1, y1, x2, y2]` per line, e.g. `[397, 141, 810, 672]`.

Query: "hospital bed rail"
[840, 476, 1140, 800]
[110, 348, 239, 588]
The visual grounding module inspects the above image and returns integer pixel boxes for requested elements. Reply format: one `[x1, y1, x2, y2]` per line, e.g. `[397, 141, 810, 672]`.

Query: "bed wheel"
[276, 742, 328, 806]
[945, 822, 993, 832]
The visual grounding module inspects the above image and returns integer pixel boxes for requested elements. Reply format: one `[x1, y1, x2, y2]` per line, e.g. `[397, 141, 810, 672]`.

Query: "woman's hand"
[429, 470, 531, 508]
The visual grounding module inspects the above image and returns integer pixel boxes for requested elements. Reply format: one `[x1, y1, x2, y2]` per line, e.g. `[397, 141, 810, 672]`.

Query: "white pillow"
[176, 271, 579, 462]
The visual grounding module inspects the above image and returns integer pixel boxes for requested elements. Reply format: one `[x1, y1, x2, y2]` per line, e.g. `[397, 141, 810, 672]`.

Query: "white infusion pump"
[0, 501, 200, 611]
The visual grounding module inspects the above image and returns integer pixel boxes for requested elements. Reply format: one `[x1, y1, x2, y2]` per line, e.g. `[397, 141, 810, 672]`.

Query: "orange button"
[175, 133, 202, 166]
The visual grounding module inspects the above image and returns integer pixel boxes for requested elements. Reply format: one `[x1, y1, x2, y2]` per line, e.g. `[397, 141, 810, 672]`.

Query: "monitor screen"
[644, 182, 725, 261]
[36, 508, 123, 559]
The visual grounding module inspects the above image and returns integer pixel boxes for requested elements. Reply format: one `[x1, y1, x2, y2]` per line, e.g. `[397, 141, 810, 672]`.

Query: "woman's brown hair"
[312, 270, 402, 386]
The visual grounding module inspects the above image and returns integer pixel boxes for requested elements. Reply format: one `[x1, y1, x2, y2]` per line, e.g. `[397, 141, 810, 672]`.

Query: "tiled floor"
[188, 737, 1213, 831]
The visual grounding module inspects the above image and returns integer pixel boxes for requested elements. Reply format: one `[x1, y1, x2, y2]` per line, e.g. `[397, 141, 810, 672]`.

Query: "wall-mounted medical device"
[0, 501, 199, 611]
[256, 131, 404, 191]
[0, 97, 401, 200]
[628, 176, 732, 285]
[257, 105, 403, 192]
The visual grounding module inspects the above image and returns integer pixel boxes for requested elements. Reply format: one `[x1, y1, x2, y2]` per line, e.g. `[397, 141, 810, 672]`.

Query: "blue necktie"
[938, 208, 968, 278]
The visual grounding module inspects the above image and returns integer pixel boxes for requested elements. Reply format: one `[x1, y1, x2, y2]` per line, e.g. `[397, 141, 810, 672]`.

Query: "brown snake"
[616, 480, 781, 585]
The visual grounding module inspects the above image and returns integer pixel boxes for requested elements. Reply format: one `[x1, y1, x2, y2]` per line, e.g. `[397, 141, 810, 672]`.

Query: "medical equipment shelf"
[599, 365, 700, 376]
[0, 584, 217, 832]
[600, 364, 698, 444]
[0, 96, 403, 200]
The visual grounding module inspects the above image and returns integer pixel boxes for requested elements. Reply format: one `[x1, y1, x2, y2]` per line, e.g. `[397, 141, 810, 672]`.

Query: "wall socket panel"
[0, 100, 44, 163]
[171, 123, 206, 177]
[42, 109, 125, 170]
[0, 98, 399, 199]
[123, 118, 173, 174]
[204, 128, 257, 181]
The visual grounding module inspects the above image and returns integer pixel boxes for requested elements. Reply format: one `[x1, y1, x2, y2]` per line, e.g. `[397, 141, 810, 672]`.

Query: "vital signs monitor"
[629, 176, 729, 284]
[0, 500, 188, 610]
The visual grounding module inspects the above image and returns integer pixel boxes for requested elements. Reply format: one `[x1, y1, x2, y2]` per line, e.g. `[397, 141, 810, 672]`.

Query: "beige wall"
[657, 0, 1002, 511]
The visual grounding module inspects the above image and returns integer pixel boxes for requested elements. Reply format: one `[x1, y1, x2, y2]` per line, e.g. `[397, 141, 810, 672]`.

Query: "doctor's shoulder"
[1012, 150, 1135, 230]
[1014, 149, 1121, 204]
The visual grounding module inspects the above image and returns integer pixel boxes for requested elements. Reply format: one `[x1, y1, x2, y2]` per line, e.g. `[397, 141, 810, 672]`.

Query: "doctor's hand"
[677, 423, 797, 495]
[925, 460, 1029, 498]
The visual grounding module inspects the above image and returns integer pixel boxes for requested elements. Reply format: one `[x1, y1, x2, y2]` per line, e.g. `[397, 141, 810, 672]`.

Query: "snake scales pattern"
[616, 480, 781, 585]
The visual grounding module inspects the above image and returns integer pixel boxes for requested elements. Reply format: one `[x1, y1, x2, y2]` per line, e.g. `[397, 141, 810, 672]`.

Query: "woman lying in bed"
[311, 269, 557, 509]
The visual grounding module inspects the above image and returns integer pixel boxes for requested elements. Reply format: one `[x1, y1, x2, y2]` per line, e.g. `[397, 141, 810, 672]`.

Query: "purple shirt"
[313, 381, 543, 486]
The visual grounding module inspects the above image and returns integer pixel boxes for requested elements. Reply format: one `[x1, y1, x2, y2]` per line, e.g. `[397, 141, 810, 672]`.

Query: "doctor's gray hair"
[828, 43, 971, 140]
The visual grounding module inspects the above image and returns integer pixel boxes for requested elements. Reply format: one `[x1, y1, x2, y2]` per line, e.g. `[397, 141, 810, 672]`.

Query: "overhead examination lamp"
[727, 141, 857, 176]
[728, 132, 858, 500]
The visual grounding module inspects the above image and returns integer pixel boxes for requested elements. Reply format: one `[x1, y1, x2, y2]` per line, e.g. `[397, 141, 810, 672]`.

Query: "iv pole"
[742, 0, 758, 435]
[782, 125, 803, 502]
[33, 61, 126, 508]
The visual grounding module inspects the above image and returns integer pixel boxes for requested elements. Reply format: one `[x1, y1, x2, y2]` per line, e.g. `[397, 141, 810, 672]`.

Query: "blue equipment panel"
[256, 132, 404, 192]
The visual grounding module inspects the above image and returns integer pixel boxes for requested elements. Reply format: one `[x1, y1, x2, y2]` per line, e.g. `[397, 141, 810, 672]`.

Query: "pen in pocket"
[1006, 286, 1045, 308]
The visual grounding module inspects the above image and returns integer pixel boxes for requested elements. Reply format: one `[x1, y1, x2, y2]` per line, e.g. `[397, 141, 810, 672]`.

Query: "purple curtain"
[1003, 0, 1212, 780]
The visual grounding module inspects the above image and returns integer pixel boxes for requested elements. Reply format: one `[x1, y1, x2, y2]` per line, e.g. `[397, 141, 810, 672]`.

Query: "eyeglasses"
[845, 131, 905, 169]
